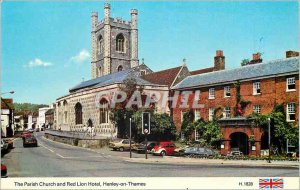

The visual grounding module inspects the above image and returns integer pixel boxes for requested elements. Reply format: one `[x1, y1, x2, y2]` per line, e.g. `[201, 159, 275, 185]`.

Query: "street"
[2, 132, 298, 177]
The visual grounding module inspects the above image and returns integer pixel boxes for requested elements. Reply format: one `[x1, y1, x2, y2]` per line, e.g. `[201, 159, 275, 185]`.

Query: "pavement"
[124, 156, 299, 168]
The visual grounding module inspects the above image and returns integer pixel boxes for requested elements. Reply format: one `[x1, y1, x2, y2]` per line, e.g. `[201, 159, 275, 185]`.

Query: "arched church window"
[116, 34, 125, 52]
[99, 98, 109, 124]
[117, 65, 123, 72]
[98, 35, 104, 54]
[75, 102, 83, 125]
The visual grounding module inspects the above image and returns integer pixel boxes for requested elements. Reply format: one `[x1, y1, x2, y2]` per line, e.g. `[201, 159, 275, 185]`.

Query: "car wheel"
[119, 147, 124, 152]
[160, 151, 166, 156]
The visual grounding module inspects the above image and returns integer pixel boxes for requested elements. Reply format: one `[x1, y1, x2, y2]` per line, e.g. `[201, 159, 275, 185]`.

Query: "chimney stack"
[214, 50, 225, 71]
[286, 50, 299, 58]
[249, 52, 262, 64]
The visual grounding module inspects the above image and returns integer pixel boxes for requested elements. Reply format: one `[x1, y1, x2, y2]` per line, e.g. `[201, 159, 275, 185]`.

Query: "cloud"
[70, 49, 91, 63]
[25, 58, 53, 68]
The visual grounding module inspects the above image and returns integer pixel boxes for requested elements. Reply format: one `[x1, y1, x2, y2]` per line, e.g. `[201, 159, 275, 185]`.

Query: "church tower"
[91, 3, 139, 79]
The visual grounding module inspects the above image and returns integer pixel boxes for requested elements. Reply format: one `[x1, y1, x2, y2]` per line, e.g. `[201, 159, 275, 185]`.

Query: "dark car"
[184, 147, 216, 157]
[1, 164, 7, 178]
[136, 141, 158, 153]
[21, 132, 32, 140]
[23, 136, 38, 147]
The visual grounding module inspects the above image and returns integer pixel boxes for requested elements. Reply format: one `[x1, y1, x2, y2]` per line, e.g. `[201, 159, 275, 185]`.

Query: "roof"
[1, 98, 14, 110]
[45, 109, 54, 115]
[69, 65, 157, 92]
[141, 66, 182, 87]
[190, 67, 214, 75]
[173, 57, 299, 90]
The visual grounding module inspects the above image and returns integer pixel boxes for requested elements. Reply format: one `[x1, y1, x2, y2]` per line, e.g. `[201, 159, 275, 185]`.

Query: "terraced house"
[172, 51, 299, 156]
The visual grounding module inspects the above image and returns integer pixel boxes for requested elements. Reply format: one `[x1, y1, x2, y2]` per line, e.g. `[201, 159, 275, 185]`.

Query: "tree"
[241, 59, 250, 66]
[249, 104, 299, 154]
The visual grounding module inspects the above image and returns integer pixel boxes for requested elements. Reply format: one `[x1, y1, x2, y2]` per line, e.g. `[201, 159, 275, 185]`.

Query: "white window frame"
[195, 130, 199, 141]
[253, 105, 261, 114]
[286, 77, 296, 92]
[224, 86, 231, 97]
[287, 103, 296, 122]
[209, 88, 215, 99]
[194, 109, 201, 121]
[223, 107, 230, 118]
[253, 81, 261, 95]
[209, 108, 214, 121]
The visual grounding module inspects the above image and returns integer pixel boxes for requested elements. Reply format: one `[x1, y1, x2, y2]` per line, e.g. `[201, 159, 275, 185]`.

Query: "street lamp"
[1, 91, 15, 95]
[268, 117, 271, 163]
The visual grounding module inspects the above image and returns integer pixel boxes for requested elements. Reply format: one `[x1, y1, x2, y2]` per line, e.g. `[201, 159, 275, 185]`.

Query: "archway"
[261, 132, 269, 149]
[230, 132, 249, 155]
[87, 119, 93, 128]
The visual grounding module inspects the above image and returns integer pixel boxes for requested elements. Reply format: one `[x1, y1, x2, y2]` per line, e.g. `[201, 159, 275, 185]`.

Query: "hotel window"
[209, 88, 215, 99]
[253, 105, 261, 114]
[223, 107, 230, 118]
[287, 103, 296, 122]
[286, 77, 296, 91]
[253, 81, 261, 95]
[224, 86, 230, 97]
[195, 130, 199, 141]
[194, 109, 201, 121]
[209, 108, 214, 121]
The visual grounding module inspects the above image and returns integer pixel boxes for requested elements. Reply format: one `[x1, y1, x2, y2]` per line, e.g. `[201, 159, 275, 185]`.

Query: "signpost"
[142, 112, 150, 159]
[268, 118, 271, 163]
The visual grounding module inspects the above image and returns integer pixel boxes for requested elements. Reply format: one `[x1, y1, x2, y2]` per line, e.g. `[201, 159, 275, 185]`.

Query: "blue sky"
[1, 1, 299, 104]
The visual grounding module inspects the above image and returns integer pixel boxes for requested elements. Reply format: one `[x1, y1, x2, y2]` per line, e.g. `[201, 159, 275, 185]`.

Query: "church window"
[117, 65, 123, 72]
[116, 34, 125, 52]
[100, 98, 109, 124]
[75, 103, 83, 125]
[98, 35, 104, 54]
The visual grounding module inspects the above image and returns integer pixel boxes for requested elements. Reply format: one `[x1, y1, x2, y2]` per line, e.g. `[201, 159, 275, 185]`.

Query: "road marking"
[56, 153, 65, 158]
[63, 155, 104, 159]
[39, 143, 54, 153]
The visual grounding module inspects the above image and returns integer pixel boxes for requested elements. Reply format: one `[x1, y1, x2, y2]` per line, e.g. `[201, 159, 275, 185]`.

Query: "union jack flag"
[259, 178, 284, 189]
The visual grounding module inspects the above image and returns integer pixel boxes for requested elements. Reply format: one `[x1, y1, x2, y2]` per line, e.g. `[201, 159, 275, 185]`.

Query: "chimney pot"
[286, 50, 299, 58]
[252, 53, 261, 60]
[216, 50, 223, 57]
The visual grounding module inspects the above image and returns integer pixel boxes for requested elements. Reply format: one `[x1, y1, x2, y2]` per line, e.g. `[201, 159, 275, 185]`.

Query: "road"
[1, 132, 298, 177]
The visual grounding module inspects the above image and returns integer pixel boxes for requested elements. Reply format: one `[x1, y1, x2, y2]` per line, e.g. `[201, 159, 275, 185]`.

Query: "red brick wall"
[173, 75, 299, 132]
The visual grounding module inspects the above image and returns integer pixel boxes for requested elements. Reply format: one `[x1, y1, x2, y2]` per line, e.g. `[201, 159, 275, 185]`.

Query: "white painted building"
[37, 107, 50, 129]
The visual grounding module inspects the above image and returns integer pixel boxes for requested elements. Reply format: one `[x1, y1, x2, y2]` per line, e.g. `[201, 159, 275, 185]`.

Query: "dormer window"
[140, 70, 146, 76]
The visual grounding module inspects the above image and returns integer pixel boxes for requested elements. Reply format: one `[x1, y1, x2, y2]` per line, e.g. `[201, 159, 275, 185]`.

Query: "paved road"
[1, 132, 298, 177]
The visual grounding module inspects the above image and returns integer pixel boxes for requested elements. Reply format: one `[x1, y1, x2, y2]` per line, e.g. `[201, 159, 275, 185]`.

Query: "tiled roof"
[1, 98, 14, 110]
[190, 67, 214, 75]
[45, 109, 54, 115]
[173, 57, 299, 90]
[69, 65, 159, 92]
[141, 66, 182, 87]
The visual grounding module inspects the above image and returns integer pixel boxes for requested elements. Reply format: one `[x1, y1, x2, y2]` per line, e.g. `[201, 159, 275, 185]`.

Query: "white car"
[1, 140, 8, 152]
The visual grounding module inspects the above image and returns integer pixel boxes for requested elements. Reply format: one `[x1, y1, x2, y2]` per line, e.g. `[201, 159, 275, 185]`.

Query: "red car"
[1, 164, 7, 178]
[21, 132, 32, 140]
[152, 141, 176, 156]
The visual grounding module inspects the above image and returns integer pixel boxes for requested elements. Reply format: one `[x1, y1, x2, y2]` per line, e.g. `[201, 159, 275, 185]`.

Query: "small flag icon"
[259, 178, 284, 189]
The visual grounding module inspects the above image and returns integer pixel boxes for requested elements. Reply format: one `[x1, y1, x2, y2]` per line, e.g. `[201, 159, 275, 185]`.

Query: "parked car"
[1, 140, 8, 153]
[21, 132, 32, 140]
[184, 147, 216, 157]
[227, 148, 243, 156]
[136, 141, 158, 153]
[1, 164, 7, 178]
[23, 136, 38, 147]
[3, 138, 14, 149]
[152, 141, 176, 156]
[109, 139, 137, 151]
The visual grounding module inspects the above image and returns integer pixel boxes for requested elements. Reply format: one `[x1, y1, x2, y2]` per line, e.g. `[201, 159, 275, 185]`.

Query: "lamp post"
[268, 117, 271, 163]
[1, 91, 14, 96]
[129, 118, 132, 158]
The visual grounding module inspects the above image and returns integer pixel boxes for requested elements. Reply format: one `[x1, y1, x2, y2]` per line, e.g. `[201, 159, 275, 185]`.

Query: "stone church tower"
[91, 3, 139, 79]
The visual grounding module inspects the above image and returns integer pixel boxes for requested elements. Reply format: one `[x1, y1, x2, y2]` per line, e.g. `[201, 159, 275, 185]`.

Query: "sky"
[1, 1, 299, 104]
